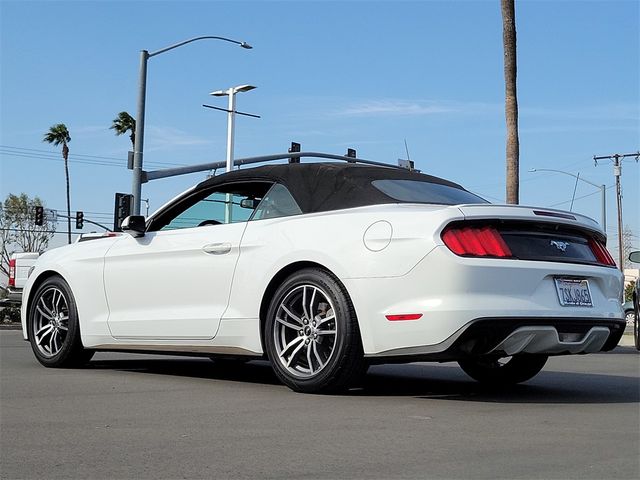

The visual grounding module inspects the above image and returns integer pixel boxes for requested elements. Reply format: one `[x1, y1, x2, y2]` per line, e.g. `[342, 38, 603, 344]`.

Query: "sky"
[0, 0, 638, 258]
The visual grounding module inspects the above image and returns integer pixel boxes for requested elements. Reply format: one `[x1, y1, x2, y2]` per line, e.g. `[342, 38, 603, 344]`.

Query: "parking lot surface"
[1, 330, 638, 479]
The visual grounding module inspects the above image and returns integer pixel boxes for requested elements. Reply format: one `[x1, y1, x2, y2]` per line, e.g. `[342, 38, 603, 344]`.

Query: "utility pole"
[593, 151, 639, 271]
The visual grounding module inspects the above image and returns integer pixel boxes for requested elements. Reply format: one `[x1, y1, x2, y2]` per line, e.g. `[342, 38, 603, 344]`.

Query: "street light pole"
[130, 36, 252, 216]
[131, 49, 149, 217]
[529, 168, 606, 232]
[226, 88, 236, 175]
[210, 85, 256, 223]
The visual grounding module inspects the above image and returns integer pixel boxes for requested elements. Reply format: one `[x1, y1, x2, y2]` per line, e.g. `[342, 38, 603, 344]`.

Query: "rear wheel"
[458, 354, 548, 385]
[264, 268, 366, 393]
[27, 276, 94, 368]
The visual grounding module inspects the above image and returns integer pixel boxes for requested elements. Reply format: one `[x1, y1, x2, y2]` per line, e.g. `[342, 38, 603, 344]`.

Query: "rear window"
[372, 179, 488, 205]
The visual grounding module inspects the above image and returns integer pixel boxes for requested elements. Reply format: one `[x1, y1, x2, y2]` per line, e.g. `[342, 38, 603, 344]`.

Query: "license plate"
[554, 278, 593, 307]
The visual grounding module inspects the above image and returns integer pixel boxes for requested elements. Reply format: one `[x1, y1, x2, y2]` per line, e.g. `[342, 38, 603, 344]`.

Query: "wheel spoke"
[285, 340, 306, 368]
[51, 290, 61, 314]
[302, 286, 310, 321]
[52, 332, 59, 353]
[36, 305, 53, 320]
[317, 314, 335, 326]
[36, 324, 53, 337]
[48, 333, 55, 354]
[38, 297, 55, 318]
[281, 305, 303, 325]
[276, 317, 302, 331]
[306, 342, 314, 373]
[36, 325, 53, 345]
[279, 335, 304, 358]
[312, 341, 324, 370]
[317, 330, 336, 336]
[307, 288, 317, 321]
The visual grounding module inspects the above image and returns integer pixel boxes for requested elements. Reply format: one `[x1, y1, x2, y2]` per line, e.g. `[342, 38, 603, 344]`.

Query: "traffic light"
[75, 211, 84, 229]
[113, 193, 133, 232]
[346, 148, 357, 162]
[34, 206, 44, 226]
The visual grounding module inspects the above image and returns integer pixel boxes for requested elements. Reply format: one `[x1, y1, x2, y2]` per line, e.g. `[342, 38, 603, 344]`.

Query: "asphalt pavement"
[1, 330, 638, 480]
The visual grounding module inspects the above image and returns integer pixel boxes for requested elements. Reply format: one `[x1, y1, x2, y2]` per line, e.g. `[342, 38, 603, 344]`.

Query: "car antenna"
[404, 138, 411, 163]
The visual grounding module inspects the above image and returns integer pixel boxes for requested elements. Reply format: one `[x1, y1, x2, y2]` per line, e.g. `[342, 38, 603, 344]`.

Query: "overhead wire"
[0, 144, 189, 169]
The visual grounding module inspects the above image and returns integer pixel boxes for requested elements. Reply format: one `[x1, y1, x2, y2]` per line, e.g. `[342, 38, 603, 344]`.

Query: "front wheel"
[634, 310, 639, 351]
[264, 268, 366, 393]
[27, 276, 94, 368]
[458, 354, 548, 385]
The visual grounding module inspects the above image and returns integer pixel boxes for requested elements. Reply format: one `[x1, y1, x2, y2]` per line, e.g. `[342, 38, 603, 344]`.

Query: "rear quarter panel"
[226, 204, 461, 351]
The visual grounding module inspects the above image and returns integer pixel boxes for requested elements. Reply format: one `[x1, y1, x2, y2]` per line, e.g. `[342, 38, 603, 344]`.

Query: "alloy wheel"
[32, 286, 69, 357]
[273, 284, 338, 378]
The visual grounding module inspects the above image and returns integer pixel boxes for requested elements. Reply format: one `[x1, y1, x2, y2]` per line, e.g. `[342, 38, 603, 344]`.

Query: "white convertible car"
[21, 158, 625, 393]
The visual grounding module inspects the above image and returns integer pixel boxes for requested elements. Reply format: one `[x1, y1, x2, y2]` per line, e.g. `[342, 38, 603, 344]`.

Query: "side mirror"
[240, 198, 261, 209]
[629, 251, 640, 264]
[121, 215, 146, 237]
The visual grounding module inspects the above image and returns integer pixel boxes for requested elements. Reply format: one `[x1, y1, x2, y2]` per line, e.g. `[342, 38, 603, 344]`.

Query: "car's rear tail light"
[588, 238, 616, 267]
[386, 314, 423, 321]
[442, 226, 512, 258]
[8, 259, 16, 287]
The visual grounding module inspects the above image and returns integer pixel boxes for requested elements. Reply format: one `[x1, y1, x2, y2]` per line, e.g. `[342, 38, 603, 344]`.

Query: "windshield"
[372, 179, 488, 205]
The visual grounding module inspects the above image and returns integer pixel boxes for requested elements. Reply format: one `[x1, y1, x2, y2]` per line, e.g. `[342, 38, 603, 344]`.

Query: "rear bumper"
[4, 288, 23, 305]
[344, 245, 624, 356]
[366, 317, 625, 362]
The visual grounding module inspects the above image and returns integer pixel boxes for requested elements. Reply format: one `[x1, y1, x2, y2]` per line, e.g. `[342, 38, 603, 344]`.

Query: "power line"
[1, 144, 188, 166]
[1, 145, 126, 162]
[0, 145, 188, 169]
[546, 185, 614, 207]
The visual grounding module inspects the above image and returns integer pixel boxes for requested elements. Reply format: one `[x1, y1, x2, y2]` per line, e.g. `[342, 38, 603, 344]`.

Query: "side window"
[252, 183, 302, 221]
[149, 181, 273, 232]
[161, 192, 252, 230]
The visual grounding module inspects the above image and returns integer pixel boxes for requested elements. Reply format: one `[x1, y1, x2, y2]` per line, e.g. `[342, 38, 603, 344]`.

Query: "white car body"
[21, 161, 625, 391]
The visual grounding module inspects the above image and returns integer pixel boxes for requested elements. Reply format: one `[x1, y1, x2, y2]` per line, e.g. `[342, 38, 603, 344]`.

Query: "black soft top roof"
[196, 162, 468, 214]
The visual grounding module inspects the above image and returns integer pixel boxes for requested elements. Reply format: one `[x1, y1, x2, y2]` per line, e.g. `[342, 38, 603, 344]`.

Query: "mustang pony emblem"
[550, 240, 570, 252]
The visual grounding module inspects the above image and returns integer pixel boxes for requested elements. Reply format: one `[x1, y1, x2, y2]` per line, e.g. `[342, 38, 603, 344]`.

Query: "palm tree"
[110, 111, 136, 148]
[43, 124, 72, 244]
[501, 0, 520, 204]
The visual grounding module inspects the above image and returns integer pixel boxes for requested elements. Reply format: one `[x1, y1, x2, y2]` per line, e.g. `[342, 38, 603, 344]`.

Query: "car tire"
[27, 276, 94, 368]
[264, 268, 366, 393]
[458, 354, 548, 385]
[634, 309, 640, 351]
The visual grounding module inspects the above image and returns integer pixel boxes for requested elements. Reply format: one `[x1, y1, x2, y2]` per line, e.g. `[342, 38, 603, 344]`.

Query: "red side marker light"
[386, 313, 423, 321]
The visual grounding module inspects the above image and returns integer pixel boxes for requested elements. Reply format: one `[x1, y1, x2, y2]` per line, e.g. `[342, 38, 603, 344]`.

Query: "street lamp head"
[234, 84, 256, 93]
[240, 42, 253, 49]
[528, 168, 537, 172]
[210, 85, 257, 96]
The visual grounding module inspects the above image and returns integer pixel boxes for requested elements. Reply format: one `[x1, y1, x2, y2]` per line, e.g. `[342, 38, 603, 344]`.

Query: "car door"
[104, 186, 265, 340]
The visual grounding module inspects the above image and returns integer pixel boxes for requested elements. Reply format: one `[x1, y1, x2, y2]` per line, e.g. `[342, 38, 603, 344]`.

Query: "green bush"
[1, 306, 20, 323]
[625, 281, 636, 302]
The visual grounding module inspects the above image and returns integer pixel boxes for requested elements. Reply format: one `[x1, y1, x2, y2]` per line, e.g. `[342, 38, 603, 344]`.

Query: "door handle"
[202, 242, 232, 255]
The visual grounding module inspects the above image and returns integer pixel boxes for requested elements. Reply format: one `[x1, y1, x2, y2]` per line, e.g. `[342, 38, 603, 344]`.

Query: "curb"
[0, 324, 22, 330]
